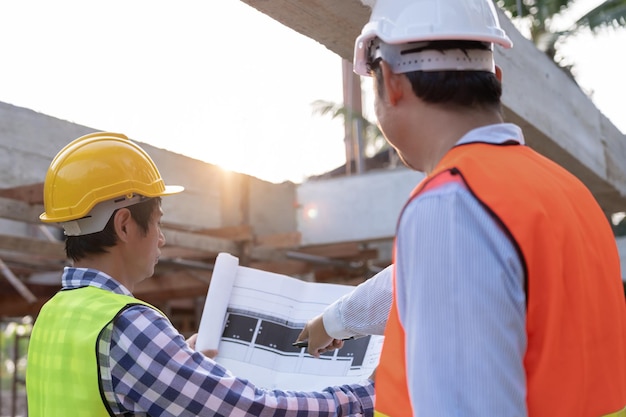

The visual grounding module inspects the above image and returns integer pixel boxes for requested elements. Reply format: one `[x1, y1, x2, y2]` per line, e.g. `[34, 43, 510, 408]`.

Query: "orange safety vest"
[374, 143, 626, 417]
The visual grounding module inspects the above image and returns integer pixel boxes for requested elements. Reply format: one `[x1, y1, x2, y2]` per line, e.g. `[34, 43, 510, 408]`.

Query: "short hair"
[65, 197, 161, 262]
[371, 40, 502, 112]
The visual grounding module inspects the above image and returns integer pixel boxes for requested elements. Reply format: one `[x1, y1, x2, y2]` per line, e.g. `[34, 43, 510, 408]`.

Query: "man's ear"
[495, 65, 503, 82]
[379, 61, 404, 106]
[113, 208, 132, 242]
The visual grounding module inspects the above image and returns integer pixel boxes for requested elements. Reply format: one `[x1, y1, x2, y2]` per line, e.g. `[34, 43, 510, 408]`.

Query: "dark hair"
[65, 197, 161, 262]
[371, 40, 502, 112]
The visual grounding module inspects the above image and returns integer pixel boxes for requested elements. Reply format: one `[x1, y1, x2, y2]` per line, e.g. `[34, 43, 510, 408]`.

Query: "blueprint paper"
[196, 252, 383, 391]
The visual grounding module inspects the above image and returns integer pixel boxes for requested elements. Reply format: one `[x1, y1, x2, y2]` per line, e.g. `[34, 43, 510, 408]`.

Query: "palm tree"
[310, 99, 388, 158]
[496, 0, 626, 70]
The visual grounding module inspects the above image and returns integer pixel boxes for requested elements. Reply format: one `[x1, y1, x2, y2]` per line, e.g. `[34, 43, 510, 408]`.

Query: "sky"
[0, 0, 624, 184]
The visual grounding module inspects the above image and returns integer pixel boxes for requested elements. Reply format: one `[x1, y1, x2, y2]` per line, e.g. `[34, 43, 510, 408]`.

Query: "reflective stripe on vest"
[27, 286, 160, 416]
[374, 143, 626, 416]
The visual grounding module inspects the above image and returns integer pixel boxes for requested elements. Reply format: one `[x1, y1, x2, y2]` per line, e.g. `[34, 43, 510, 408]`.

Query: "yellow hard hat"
[40, 132, 183, 233]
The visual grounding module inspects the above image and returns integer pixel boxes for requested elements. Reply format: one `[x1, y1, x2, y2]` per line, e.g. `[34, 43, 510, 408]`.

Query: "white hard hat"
[354, 0, 513, 76]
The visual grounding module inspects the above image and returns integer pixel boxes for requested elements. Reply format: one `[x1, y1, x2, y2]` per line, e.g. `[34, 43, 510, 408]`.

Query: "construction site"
[2, 1, 626, 416]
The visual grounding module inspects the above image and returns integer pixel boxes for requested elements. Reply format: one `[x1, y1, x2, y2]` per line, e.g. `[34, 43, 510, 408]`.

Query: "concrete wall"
[297, 168, 424, 245]
[0, 102, 95, 188]
[250, 178, 297, 236]
[141, 144, 225, 229]
[0, 102, 297, 238]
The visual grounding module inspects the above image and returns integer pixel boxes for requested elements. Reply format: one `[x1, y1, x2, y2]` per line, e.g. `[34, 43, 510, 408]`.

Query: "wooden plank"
[248, 246, 288, 262]
[0, 183, 44, 204]
[0, 297, 47, 317]
[295, 242, 362, 258]
[137, 284, 209, 303]
[161, 229, 239, 255]
[135, 270, 211, 305]
[0, 196, 45, 224]
[314, 268, 369, 285]
[248, 259, 311, 276]
[159, 247, 214, 260]
[0, 234, 65, 258]
[0, 274, 210, 317]
[162, 223, 253, 242]
[255, 231, 301, 248]
[0, 251, 64, 273]
[192, 225, 252, 241]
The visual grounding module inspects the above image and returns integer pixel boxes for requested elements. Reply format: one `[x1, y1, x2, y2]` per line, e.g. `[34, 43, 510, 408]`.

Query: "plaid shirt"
[61, 267, 374, 416]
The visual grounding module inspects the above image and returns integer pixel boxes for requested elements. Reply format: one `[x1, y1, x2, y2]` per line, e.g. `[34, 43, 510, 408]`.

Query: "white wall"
[296, 168, 424, 245]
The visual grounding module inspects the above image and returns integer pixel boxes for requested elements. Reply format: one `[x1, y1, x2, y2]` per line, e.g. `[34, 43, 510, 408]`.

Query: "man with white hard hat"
[298, 0, 626, 415]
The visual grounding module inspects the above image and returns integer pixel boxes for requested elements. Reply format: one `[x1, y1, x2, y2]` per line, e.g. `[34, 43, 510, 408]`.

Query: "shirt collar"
[61, 267, 134, 297]
[456, 123, 525, 146]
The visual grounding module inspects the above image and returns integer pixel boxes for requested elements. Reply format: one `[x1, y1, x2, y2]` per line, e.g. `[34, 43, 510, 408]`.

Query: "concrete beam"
[240, 0, 626, 213]
[495, 10, 626, 214]
[241, 0, 369, 61]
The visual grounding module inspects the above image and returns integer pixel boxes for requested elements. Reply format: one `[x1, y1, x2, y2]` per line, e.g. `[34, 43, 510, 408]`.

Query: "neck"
[74, 251, 135, 292]
[411, 106, 503, 174]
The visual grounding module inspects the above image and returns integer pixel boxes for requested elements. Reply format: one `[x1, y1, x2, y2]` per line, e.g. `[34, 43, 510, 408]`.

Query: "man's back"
[442, 142, 626, 415]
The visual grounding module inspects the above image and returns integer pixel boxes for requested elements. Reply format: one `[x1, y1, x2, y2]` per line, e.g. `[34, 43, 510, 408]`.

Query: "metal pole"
[354, 118, 365, 174]
[342, 59, 354, 175]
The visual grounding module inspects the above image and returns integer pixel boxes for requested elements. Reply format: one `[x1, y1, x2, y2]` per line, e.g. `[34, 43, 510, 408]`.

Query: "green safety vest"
[26, 286, 157, 416]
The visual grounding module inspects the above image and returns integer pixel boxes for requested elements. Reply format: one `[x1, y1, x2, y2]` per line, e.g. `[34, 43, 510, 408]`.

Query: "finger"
[202, 349, 219, 359]
[296, 325, 310, 343]
[331, 339, 345, 350]
[310, 347, 323, 359]
[186, 333, 198, 350]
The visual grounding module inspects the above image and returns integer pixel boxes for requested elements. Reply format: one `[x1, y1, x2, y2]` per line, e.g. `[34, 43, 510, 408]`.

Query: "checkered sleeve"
[105, 305, 375, 416]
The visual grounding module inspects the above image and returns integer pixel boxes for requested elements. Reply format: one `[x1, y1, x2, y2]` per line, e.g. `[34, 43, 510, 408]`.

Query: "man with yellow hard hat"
[26, 132, 375, 416]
